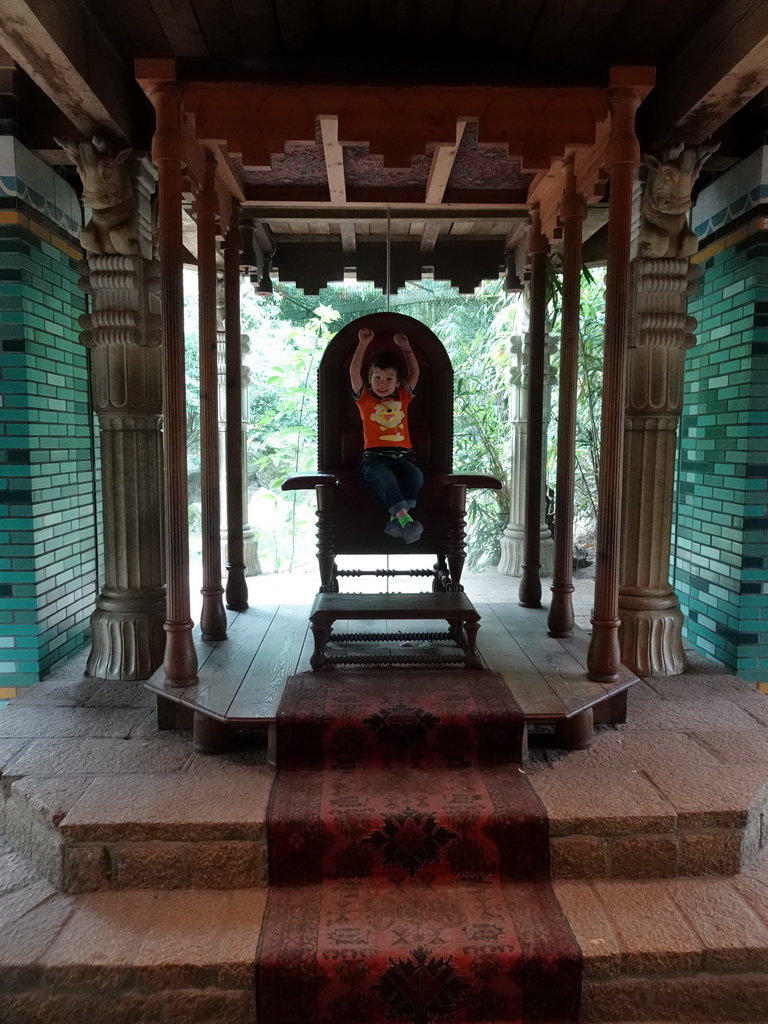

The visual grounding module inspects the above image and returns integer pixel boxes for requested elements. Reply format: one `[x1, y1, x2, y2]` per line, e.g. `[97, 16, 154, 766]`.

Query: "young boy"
[349, 327, 424, 543]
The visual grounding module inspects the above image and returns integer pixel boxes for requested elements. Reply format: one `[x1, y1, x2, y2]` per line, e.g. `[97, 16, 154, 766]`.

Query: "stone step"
[2, 772, 273, 893]
[3, 834, 768, 1024]
[3, 760, 768, 892]
[528, 762, 768, 881]
[0, 837, 266, 1024]
[557, 864, 768, 1021]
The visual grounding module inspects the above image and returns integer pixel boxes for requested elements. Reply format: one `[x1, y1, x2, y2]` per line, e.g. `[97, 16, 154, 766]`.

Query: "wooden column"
[223, 206, 248, 610]
[196, 153, 227, 640]
[587, 85, 642, 682]
[150, 82, 198, 686]
[549, 157, 586, 637]
[518, 208, 548, 608]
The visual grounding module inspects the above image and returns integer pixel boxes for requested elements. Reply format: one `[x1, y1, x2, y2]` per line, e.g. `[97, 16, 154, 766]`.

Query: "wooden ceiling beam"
[182, 207, 199, 261]
[151, 0, 209, 58]
[641, 0, 768, 146]
[420, 220, 441, 254]
[424, 117, 468, 204]
[0, 0, 137, 139]
[244, 205, 527, 222]
[340, 221, 356, 253]
[208, 142, 245, 202]
[319, 115, 347, 203]
[179, 80, 610, 172]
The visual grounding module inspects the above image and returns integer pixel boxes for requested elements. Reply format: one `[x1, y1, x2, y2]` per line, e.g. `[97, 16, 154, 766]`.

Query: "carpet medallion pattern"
[257, 670, 580, 1024]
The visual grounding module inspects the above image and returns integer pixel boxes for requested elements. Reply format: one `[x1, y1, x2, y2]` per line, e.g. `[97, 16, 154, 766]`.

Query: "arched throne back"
[283, 312, 501, 592]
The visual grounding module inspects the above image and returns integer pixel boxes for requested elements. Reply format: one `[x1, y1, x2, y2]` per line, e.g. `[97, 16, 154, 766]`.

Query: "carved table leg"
[310, 619, 331, 670]
[463, 617, 481, 669]
[446, 619, 462, 643]
[446, 484, 467, 589]
[433, 556, 449, 592]
[316, 484, 337, 592]
[554, 707, 594, 749]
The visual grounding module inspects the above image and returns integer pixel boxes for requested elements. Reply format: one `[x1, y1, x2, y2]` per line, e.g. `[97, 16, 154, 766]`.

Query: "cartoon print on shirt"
[370, 400, 405, 442]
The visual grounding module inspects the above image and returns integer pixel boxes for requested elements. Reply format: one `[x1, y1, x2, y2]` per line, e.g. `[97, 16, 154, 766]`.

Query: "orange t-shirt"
[355, 385, 413, 450]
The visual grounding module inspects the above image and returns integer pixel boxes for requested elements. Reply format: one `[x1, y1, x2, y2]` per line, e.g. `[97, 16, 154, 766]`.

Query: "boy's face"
[369, 367, 399, 397]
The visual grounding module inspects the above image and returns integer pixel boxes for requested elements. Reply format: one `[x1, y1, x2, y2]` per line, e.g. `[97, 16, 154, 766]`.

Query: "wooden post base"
[156, 695, 194, 731]
[193, 711, 231, 754]
[592, 689, 628, 725]
[554, 707, 594, 749]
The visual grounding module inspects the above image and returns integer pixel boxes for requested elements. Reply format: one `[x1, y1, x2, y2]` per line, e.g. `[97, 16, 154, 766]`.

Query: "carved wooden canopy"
[136, 59, 654, 292]
[3, 2, 768, 293]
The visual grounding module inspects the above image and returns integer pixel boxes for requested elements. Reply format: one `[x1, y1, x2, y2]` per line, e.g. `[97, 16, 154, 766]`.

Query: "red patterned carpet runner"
[257, 670, 580, 1024]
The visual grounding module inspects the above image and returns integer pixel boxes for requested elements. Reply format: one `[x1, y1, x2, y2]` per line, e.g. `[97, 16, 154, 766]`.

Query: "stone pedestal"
[217, 275, 261, 577]
[497, 331, 555, 578]
[618, 258, 695, 675]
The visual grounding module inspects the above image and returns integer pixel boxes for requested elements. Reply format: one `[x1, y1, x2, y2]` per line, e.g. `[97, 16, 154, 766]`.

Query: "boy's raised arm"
[394, 332, 419, 390]
[350, 327, 374, 394]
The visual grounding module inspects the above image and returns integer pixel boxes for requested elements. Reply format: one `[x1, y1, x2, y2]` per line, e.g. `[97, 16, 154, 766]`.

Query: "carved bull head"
[55, 135, 133, 210]
[643, 141, 720, 217]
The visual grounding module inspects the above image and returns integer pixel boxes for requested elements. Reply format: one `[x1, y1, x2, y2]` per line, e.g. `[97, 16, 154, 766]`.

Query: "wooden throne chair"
[282, 312, 502, 668]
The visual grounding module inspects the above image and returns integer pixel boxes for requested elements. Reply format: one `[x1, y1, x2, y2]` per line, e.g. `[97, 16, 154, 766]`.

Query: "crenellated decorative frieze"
[176, 81, 611, 171]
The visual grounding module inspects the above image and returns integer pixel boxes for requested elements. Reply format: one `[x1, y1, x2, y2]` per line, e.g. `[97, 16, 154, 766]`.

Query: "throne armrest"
[281, 472, 338, 491]
[441, 472, 503, 490]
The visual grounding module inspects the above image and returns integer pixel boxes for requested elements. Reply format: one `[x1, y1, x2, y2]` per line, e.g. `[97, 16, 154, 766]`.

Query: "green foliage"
[183, 270, 604, 575]
[241, 279, 522, 572]
[547, 268, 605, 542]
[427, 282, 516, 569]
[183, 276, 201, 472]
[244, 296, 339, 571]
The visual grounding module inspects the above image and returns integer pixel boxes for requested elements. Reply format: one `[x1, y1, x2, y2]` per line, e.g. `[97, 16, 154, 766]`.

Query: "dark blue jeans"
[361, 452, 423, 516]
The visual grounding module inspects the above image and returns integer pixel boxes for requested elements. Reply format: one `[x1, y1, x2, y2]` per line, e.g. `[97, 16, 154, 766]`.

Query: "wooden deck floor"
[146, 599, 635, 735]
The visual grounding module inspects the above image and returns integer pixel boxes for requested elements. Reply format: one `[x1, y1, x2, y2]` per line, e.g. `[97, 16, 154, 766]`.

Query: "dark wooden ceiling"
[81, 0, 718, 72]
[2, 0, 768, 291]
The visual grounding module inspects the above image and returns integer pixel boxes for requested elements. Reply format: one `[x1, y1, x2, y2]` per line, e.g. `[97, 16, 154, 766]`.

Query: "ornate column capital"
[638, 143, 719, 259]
[55, 138, 157, 260]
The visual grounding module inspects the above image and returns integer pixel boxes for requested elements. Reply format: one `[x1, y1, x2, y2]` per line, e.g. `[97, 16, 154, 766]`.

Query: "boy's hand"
[358, 327, 374, 345]
[393, 332, 411, 350]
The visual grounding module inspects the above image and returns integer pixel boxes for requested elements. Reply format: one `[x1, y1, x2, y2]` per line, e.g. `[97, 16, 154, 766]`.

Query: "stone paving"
[2, 569, 768, 1021]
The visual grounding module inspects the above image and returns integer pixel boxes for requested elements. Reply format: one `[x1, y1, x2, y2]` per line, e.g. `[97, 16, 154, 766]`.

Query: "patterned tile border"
[0, 208, 83, 262]
[692, 214, 768, 266]
[0, 136, 81, 241]
[692, 145, 768, 240]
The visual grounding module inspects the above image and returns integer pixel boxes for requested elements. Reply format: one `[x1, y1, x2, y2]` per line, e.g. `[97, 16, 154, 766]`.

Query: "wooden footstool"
[308, 591, 482, 670]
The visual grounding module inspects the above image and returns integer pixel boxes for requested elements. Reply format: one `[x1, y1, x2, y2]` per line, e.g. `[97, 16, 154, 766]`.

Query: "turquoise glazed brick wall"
[677, 148, 768, 683]
[0, 137, 98, 686]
